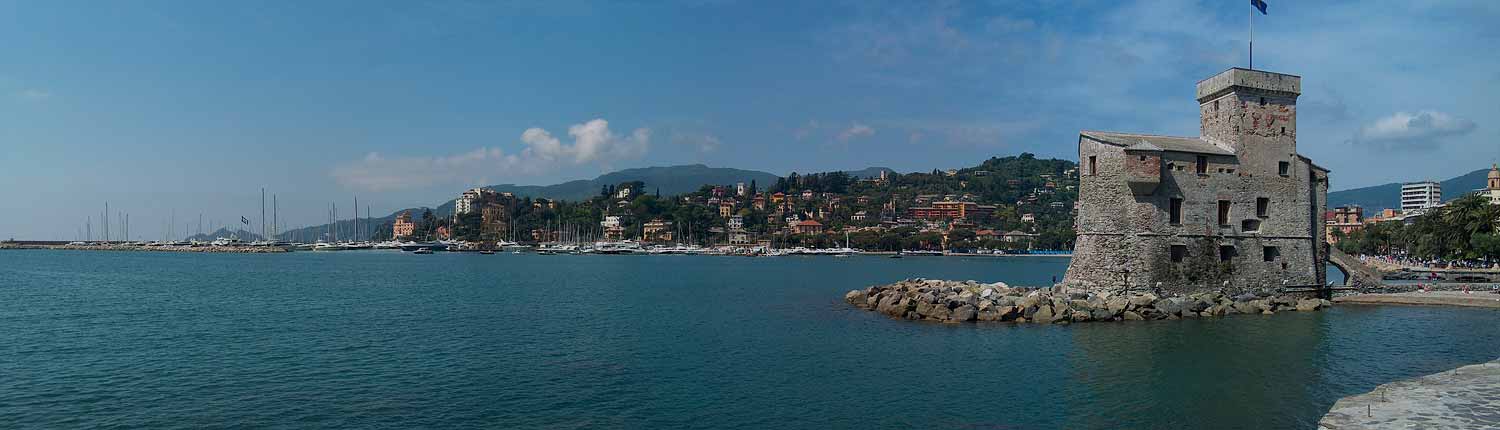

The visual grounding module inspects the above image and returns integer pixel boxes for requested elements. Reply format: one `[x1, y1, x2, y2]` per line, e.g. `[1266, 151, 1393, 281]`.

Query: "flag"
[241, 216, 250, 225]
[1251, 0, 1267, 15]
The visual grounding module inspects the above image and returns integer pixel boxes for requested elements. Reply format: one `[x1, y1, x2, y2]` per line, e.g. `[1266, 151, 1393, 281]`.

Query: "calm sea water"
[1, 250, 1496, 429]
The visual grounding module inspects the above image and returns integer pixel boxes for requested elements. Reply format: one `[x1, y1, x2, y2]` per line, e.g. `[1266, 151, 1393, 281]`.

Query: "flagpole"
[1249, 4, 1254, 70]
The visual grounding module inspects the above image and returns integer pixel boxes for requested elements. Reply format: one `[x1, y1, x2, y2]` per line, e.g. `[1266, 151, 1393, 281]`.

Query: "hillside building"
[907, 201, 996, 221]
[454, 188, 498, 216]
[1326, 206, 1363, 243]
[1063, 68, 1330, 294]
[392, 211, 415, 239]
[1487, 164, 1500, 205]
[643, 219, 674, 243]
[1400, 181, 1441, 212]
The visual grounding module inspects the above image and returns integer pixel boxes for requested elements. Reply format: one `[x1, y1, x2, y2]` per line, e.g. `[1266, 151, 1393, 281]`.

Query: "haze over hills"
[1327, 168, 1492, 212]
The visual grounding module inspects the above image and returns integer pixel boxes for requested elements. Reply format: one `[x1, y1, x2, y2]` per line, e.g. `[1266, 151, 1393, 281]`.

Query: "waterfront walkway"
[1335, 291, 1500, 309]
[1319, 358, 1500, 429]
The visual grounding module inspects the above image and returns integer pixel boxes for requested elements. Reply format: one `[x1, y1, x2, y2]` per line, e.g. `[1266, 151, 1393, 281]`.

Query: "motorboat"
[412, 247, 433, 254]
[312, 242, 348, 251]
[400, 242, 449, 252]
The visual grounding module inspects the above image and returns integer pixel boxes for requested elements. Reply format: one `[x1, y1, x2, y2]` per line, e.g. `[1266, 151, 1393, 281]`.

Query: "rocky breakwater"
[844, 279, 1331, 324]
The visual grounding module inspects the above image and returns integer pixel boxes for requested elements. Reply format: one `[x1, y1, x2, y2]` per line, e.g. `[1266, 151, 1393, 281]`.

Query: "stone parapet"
[1196, 68, 1300, 102]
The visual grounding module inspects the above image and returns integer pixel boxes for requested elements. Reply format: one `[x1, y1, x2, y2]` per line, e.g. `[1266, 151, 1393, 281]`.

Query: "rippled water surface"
[2, 250, 1497, 429]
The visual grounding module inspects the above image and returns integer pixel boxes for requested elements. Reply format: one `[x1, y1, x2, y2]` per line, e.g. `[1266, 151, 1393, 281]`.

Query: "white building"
[736, 182, 747, 197]
[455, 187, 496, 216]
[1400, 181, 1441, 212]
[601, 215, 623, 229]
[727, 215, 743, 230]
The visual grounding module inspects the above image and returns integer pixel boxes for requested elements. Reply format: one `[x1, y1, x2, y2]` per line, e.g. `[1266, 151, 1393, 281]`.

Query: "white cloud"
[836, 123, 875, 142]
[1351, 110, 1476, 150]
[16, 89, 51, 101]
[331, 118, 650, 191]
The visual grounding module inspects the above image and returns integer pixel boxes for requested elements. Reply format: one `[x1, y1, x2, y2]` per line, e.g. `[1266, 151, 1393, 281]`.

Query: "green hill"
[1328, 168, 1491, 211]
[484, 164, 781, 202]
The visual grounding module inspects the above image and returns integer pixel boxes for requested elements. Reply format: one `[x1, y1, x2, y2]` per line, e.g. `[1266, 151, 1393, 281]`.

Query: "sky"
[2, 0, 1497, 240]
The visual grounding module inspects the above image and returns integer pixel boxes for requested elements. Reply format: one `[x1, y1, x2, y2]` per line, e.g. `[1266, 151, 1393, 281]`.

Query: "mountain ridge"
[1327, 168, 1491, 211]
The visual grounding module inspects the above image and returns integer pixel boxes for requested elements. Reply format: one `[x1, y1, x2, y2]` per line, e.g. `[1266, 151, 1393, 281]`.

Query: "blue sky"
[2, 0, 1497, 240]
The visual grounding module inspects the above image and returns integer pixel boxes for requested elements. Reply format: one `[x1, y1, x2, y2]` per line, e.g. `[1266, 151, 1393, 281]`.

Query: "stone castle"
[1063, 68, 1329, 295]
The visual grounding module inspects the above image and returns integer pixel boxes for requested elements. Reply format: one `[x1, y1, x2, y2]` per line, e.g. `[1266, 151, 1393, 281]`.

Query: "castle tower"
[1196, 68, 1301, 176]
[1488, 164, 1499, 191]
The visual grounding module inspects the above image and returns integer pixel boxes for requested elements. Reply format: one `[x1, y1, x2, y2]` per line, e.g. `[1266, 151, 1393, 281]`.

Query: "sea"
[2, 250, 1496, 429]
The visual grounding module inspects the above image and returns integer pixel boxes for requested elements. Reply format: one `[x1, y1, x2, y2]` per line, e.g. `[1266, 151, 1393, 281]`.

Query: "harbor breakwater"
[845, 279, 1331, 323]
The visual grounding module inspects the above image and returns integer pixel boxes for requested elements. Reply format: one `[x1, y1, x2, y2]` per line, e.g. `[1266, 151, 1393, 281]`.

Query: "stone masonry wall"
[1064, 69, 1325, 296]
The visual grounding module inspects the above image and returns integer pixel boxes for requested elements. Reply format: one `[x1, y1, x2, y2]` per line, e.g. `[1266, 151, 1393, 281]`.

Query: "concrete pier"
[1318, 358, 1500, 429]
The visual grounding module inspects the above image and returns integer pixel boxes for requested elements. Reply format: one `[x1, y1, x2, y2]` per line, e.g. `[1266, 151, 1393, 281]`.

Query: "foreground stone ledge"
[844, 278, 1330, 324]
[1318, 358, 1500, 429]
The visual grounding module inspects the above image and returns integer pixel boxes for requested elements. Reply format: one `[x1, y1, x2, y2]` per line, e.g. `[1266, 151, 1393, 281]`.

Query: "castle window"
[1278, 161, 1290, 176]
[1256, 198, 1269, 217]
[1139, 155, 1147, 161]
[1280, 126, 1286, 135]
[1220, 245, 1237, 262]
[1170, 245, 1187, 262]
[1169, 198, 1183, 225]
[1089, 156, 1097, 176]
[1263, 246, 1280, 262]
[1236, 220, 1260, 233]
[1196, 156, 1208, 175]
[1259, 97, 1266, 106]
[1214, 100, 1220, 111]
[1218, 200, 1231, 226]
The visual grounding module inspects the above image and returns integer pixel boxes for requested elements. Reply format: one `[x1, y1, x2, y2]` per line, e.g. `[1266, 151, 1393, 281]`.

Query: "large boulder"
[1129, 293, 1158, 308]
[1091, 307, 1116, 321]
[845, 290, 868, 308]
[1070, 310, 1092, 323]
[976, 309, 999, 321]
[1106, 297, 1129, 314]
[1232, 301, 1258, 314]
[877, 295, 909, 317]
[1070, 299, 1094, 312]
[1206, 304, 1229, 317]
[998, 305, 1021, 321]
[1033, 305, 1055, 324]
[951, 304, 977, 322]
[1295, 299, 1321, 312]
[958, 291, 978, 306]
[1122, 311, 1145, 321]
[1188, 298, 1212, 313]
[1154, 298, 1185, 315]
[1017, 294, 1043, 309]
[925, 304, 952, 321]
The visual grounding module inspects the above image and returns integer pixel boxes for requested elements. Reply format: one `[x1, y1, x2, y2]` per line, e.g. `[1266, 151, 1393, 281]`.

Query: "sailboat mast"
[261, 188, 266, 241]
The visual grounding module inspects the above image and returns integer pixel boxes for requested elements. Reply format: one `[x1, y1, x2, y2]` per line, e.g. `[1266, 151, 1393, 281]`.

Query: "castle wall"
[1064, 68, 1325, 295]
